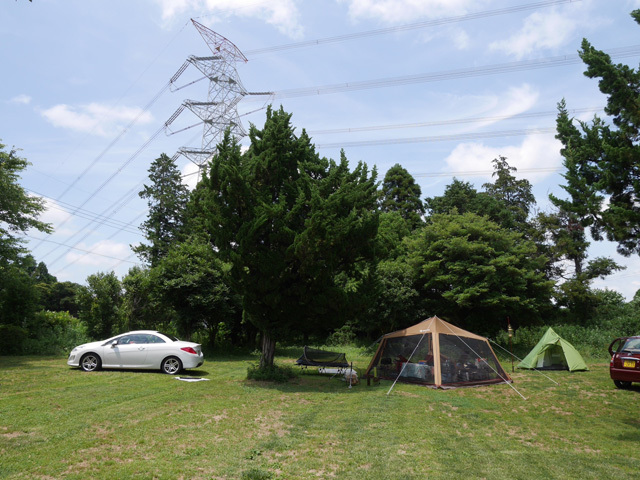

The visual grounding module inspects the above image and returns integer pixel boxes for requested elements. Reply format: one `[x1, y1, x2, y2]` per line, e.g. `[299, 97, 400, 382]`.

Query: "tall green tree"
[482, 156, 536, 232]
[1, 142, 51, 262]
[425, 178, 510, 228]
[406, 212, 553, 333]
[554, 10, 640, 256]
[202, 107, 379, 367]
[1, 143, 51, 348]
[379, 164, 424, 229]
[153, 236, 237, 345]
[133, 153, 189, 266]
[121, 266, 171, 332]
[77, 271, 122, 339]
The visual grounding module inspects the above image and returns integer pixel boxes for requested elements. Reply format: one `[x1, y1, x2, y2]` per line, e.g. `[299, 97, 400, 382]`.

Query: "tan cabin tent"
[365, 316, 511, 388]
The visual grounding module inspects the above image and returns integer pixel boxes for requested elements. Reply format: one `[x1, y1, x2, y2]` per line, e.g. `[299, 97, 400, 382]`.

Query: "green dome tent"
[517, 327, 588, 372]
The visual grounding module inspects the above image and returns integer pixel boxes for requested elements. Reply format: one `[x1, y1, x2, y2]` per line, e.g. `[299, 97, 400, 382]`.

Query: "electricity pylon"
[166, 19, 266, 171]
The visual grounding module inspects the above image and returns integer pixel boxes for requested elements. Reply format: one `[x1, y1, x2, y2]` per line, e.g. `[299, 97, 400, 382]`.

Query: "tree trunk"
[259, 332, 276, 368]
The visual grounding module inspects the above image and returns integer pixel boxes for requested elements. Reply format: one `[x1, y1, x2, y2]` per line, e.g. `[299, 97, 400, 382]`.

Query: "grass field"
[1, 348, 638, 479]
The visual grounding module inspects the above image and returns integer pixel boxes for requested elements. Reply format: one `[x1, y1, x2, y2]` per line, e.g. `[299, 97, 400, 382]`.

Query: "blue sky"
[2, 0, 640, 300]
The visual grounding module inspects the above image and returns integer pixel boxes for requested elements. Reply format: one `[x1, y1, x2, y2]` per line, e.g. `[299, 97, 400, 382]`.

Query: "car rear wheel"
[80, 353, 101, 372]
[161, 356, 182, 375]
[614, 380, 632, 389]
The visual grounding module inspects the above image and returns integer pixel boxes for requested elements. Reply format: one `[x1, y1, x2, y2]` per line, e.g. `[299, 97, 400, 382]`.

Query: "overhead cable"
[249, 46, 640, 100]
[244, 0, 582, 56]
[316, 127, 557, 148]
[308, 107, 602, 136]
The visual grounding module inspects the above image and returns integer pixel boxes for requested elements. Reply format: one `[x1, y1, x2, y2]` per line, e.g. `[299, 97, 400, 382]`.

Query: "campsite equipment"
[296, 346, 349, 373]
[365, 316, 511, 388]
[517, 327, 588, 372]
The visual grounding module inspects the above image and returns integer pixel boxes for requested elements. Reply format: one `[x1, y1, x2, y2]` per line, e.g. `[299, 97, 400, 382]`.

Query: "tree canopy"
[200, 107, 379, 366]
[1, 142, 51, 263]
[133, 153, 189, 267]
[554, 10, 640, 256]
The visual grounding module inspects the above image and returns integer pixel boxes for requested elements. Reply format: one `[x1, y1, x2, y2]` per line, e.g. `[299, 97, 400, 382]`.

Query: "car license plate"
[623, 360, 636, 368]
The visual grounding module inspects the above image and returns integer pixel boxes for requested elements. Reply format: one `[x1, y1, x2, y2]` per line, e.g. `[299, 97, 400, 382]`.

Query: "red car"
[608, 336, 640, 389]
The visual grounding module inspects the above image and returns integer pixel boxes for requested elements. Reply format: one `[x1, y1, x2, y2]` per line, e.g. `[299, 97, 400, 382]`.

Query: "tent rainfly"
[517, 327, 588, 372]
[365, 316, 511, 388]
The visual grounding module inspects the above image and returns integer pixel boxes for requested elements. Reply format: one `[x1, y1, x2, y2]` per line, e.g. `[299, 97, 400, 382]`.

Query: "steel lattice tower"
[168, 20, 254, 170]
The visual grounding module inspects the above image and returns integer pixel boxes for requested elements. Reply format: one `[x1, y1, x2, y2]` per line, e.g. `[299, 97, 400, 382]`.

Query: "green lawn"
[0, 349, 638, 479]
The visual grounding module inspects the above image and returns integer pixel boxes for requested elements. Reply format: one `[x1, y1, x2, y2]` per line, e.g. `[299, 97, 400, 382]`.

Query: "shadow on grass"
[67, 366, 213, 377]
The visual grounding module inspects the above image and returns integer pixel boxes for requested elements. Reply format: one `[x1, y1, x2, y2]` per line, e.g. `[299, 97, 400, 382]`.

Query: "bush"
[246, 363, 297, 383]
[22, 311, 90, 355]
[0, 325, 28, 355]
[326, 324, 356, 347]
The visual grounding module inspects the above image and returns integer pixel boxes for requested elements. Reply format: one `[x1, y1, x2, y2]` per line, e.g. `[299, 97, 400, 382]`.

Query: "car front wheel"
[80, 353, 101, 372]
[161, 356, 182, 375]
[614, 380, 632, 389]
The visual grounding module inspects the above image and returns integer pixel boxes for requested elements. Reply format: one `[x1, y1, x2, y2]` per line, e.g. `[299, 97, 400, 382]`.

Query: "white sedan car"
[67, 331, 204, 375]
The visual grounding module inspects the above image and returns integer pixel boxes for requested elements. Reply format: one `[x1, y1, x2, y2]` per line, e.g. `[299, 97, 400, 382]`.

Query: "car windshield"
[620, 338, 640, 353]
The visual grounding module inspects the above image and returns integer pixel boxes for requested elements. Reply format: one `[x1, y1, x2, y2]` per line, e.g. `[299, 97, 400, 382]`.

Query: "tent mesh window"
[439, 334, 506, 385]
[370, 334, 435, 385]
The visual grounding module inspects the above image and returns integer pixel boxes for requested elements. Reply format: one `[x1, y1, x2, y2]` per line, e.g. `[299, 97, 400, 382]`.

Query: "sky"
[2, 0, 640, 300]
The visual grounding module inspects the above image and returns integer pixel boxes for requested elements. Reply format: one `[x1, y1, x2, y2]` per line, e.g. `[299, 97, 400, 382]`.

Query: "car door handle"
[138, 347, 146, 351]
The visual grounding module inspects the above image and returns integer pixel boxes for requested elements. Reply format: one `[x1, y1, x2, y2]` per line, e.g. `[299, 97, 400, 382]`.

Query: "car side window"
[118, 335, 132, 344]
[148, 334, 166, 344]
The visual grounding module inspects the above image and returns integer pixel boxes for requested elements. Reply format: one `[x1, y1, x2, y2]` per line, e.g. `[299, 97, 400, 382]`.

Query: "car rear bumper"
[610, 368, 640, 383]
[182, 354, 204, 369]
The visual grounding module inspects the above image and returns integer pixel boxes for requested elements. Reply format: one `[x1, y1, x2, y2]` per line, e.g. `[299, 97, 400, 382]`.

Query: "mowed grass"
[1, 348, 639, 480]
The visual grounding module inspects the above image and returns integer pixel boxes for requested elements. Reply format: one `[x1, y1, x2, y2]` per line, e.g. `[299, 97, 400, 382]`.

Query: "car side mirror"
[111, 340, 118, 348]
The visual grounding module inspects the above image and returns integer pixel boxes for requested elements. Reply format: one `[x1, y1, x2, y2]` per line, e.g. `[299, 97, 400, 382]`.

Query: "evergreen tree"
[482, 156, 536, 231]
[201, 107, 379, 367]
[133, 153, 189, 266]
[379, 164, 424, 229]
[554, 10, 640, 256]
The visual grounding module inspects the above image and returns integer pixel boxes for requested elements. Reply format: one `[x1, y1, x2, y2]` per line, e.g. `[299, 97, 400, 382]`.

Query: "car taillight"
[181, 347, 197, 355]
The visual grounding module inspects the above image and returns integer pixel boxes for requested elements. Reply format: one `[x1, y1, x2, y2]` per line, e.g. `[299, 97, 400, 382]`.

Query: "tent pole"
[386, 333, 427, 396]
[438, 323, 528, 400]
[489, 339, 559, 386]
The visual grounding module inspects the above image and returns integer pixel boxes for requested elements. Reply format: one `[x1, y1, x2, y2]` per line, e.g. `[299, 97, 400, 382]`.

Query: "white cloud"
[10, 94, 32, 105]
[65, 240, 131, 267]
[39, 198, 74, 232]
[341, 0, 481, 23]
[473, 83, 539, 129]
[40, 103, 154, 137]
[444, 133, 562, 182]
[154, 0, 303, 38]
[490, 9, 578, 59]
[181, 161, 202, 190]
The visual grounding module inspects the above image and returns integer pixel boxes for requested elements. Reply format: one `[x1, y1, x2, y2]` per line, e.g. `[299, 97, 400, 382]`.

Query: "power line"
[248, 45, 640, 100]
[316, 127, 557, 149]
[27, 189, 143, 236]
[244, 0, 582, 56]
[24, 235, 139, 265]
[51, 211, 147, 276]
[412, 167, 562, 178]
[307, 107, 602, 136]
